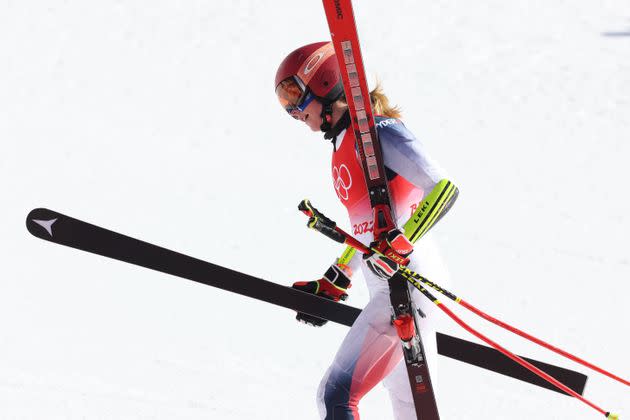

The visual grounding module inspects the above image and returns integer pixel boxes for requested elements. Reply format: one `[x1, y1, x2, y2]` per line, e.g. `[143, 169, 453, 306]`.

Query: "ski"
[321, 0, 439, 417]
[26, 208, 588, 396]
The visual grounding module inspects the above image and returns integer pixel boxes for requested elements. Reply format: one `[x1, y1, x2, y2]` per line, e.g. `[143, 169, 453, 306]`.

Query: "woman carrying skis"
[275, 42, 457, 420]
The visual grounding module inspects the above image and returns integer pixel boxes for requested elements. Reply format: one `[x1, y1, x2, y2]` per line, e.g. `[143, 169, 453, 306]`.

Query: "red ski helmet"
[275, 42, 344, 113]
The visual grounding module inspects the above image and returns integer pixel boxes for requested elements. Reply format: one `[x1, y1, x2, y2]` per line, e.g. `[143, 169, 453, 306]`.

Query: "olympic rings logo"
[332, 164, 352, 201]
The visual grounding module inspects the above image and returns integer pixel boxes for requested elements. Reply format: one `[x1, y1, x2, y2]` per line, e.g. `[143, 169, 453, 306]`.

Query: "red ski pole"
[300, 199, 629, 388]
[406, 275, 620, 419]
[299, 199, 625, 418]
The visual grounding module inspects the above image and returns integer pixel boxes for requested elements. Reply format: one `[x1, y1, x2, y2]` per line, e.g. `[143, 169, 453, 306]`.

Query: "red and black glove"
[364, 229, 414, 280]
[292, 264, 352, 327]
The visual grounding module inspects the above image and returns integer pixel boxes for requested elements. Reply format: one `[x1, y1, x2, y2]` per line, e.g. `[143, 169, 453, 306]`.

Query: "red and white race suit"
[317, 117, 452, 420]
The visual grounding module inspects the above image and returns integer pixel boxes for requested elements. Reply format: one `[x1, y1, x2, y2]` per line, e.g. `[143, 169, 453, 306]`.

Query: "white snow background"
[1, 1, 629, 419]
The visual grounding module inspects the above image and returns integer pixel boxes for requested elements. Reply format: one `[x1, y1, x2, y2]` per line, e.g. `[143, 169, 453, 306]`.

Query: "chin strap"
[323, 110, 351, 150]
[319, 101, 334, 132]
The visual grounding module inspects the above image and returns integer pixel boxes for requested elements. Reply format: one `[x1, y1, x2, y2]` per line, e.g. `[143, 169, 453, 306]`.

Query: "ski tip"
[606, 412, 620, 419]
[26, 208, 59, 239]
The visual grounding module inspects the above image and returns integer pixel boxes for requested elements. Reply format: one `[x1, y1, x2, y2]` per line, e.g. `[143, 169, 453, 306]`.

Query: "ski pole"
[298, 199, 371, 252]
[406, 276, 620, 419]
[299, 199, 624, 417]
[299, 199, 630, 388]
[398, 268, 630, 388]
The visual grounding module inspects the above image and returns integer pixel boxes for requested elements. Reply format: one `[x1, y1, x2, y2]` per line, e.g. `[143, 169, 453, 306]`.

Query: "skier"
[275, 42, 457, 420]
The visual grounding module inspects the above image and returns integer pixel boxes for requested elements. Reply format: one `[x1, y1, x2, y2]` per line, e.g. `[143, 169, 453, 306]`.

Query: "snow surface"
[1, 0, 629, 419]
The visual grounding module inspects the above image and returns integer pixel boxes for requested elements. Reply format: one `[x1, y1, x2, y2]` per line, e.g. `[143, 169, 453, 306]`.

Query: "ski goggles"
[276, 77, 316, 116]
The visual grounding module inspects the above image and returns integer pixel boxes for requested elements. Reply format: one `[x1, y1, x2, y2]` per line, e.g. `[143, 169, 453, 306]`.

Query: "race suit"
[317, 116, 452, 420]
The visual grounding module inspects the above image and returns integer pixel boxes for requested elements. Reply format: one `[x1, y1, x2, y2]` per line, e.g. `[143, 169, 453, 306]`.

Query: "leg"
[317, 289, 402, 420]
[317, 236, 450, 420]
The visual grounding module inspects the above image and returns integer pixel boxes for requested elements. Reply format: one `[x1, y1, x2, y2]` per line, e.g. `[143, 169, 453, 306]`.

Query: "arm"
[291, 245, 363, 326]
[403, 179, 459, 244]
[336, 245, 358, 272]
[378, 119, 459, 242]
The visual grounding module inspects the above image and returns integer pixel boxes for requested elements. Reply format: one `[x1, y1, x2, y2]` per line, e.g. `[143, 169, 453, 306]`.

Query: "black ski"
[26, 208, 587, 396]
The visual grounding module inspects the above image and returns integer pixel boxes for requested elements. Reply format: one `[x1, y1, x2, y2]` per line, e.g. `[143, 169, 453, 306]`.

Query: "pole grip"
[299, 200, 346, 243]
[308, 216, 346, 243]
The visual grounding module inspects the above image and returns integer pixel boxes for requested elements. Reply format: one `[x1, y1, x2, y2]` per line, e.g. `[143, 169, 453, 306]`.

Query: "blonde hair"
[338, 80, 402, 119]
[369, 81, 402, 119]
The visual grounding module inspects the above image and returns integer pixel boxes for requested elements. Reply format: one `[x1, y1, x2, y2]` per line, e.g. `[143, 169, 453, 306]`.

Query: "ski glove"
[364, 229, 414, 280]
[292, 264, 352, 327]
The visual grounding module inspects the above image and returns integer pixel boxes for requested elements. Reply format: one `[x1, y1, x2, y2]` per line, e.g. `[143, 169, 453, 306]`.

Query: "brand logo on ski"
[332, 164, 352, 200]
[333, 0, 343, 19]
[32, 218, 57, 237]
